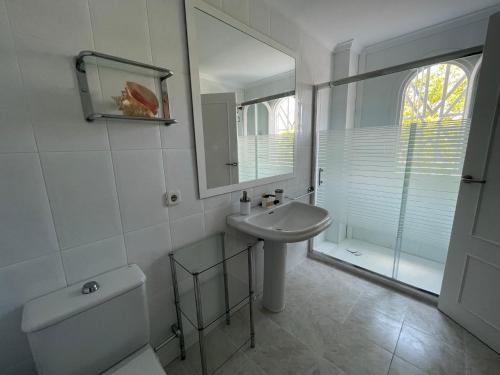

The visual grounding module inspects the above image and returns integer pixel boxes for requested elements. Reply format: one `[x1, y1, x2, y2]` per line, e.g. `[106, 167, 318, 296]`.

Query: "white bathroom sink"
[227, 200, 332, 243]
[228, 200, 331, 312]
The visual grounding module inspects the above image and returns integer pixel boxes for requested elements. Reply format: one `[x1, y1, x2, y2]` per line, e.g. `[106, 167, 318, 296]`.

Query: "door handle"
[225, 162, 238, 166]
[461, 175, 486, 184]
[318, 168, 324, 186]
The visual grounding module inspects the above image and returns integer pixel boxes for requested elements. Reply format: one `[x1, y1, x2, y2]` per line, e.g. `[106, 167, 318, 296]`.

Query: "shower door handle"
[225, 162, 238, 166]
[461, 175, 486, 184]
[318, 168, 324, 186]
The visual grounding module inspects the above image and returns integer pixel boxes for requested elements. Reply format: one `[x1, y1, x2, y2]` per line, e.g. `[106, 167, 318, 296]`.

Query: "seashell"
[112, 81, 159, 118]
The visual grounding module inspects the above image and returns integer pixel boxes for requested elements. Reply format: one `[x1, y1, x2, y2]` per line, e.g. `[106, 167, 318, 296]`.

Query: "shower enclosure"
[310, 51, 482, 294]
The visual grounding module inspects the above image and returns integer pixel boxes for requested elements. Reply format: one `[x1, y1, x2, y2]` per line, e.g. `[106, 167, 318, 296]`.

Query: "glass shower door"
[312, 56, 479, 294]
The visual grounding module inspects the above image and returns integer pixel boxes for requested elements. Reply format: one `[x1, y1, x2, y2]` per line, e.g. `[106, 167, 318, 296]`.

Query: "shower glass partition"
[311, 54, 482, 294]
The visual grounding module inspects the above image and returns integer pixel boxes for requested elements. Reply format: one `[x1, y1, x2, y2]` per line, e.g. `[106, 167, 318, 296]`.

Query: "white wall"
[242, 70, 295, 101]
[0, 0, 331, 373]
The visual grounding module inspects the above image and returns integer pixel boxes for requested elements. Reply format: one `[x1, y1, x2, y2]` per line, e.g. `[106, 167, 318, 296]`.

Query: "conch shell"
[113, 81, 159, 118]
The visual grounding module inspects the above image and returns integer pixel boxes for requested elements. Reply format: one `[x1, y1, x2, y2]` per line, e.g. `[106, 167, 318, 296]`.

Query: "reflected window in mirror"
[238, 96, 295, 183]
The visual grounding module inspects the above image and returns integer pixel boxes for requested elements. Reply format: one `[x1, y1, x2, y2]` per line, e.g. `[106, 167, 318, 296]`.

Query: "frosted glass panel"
[313, 55, 479, 294]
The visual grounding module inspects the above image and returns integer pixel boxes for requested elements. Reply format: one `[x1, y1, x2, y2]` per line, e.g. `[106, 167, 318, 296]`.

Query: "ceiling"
[262, 0, 500, 50]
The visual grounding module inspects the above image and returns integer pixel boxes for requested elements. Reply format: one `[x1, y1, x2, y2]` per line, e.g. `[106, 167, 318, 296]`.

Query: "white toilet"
[21, 264, 167, 375]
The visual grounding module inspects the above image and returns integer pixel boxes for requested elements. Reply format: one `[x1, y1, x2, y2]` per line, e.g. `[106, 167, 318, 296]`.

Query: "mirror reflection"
[194, 9, 296, 189]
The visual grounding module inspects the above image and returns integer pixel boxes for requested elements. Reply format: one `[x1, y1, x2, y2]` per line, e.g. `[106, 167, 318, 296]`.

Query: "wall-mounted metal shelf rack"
[75, 50, 177, 126]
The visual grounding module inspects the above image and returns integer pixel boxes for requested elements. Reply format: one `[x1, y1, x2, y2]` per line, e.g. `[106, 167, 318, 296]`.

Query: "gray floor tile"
[213, 350, 266, 375]
[404, 300, 465, 350]
[243, 316, 345, 375]
[395, 324, 465, 375]
[165, 258, 499, 375]
[357, 287, 414, 323]
[321, 323, 393, 375]
[388, 356, 430, 375]
[464, 332, 500, 375]
[342, 300, 403, 352]
[165, 359, 194, 375]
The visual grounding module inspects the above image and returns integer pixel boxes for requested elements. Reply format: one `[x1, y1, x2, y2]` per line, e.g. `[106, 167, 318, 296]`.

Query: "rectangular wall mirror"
[185, 0, 297, 198]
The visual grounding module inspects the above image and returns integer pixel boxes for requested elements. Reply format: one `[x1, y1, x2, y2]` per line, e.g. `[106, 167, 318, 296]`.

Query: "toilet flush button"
[82, 281, 100, 294]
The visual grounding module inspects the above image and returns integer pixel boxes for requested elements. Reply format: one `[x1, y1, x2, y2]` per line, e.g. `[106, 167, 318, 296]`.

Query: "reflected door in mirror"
[201, 93, 239, 189]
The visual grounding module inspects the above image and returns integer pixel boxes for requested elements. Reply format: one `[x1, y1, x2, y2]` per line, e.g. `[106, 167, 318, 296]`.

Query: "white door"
[201, 93, 239, 188]
[439, 11, 500, 353]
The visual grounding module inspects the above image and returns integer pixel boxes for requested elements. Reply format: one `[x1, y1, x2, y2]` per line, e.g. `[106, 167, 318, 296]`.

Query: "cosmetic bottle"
[240, 191, 251, 215]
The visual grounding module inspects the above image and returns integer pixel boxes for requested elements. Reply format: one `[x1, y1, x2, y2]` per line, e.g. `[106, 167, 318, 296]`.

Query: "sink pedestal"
[227, 200, 332, 313]
[263, 241, 287, 312]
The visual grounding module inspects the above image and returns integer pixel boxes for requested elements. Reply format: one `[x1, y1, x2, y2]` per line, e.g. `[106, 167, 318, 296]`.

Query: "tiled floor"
[165, 258, 500, 375]
[315, 238, 445, 294]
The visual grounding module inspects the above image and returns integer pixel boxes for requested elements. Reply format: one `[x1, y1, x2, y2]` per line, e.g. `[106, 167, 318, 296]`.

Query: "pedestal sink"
[227, 200, 332, 312]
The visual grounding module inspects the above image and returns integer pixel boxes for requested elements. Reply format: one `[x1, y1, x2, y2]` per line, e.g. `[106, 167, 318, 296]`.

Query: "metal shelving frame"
[75, 50, 177, 126]
[169, 233, 255, 375]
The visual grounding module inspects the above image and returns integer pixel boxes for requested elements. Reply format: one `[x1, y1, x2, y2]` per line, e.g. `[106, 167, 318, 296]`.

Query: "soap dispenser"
[240, 191, 251, 215]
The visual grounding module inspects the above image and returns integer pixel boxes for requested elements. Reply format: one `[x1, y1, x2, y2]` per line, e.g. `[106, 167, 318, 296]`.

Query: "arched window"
[242, 102, 271, 136]
[274, 96, 296, 134]
[400, 63, 469, 126]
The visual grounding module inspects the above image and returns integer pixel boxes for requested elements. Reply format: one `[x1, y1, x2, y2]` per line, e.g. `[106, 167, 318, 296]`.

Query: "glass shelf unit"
[75, 50, 177, 125]
[169, 233, 255, 375]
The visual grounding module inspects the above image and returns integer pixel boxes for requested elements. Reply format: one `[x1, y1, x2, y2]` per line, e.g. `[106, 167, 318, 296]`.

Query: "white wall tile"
[107, 122, 162, 150]
[5, 0, 93, 52]
[124, 222, 175, 347]
[0, 252, 66, 310]
[249, 0, 270, 35]
[0, 107, 36, 154]
[61, 235, 127, 284]
[89, 0, 152, 63]
[204, 206, 233, 236]
[161, 73, 194, 149]
[148, 288, 176, 347]
[30, 90, 109, 152]
[14, 34, 80, 92]
[124, 223, 172, 295]
[113, 150, 168, 232]
[221, 0, 249, 24]
[41, 151, 122, 249]
[163, 149, 203, 220]
[147, 0, 188, 74]
[0, 154, 59, 267]
[202, 193, 231, 211]
[0, 1, 36, 153]
[171, 214, 205, 249]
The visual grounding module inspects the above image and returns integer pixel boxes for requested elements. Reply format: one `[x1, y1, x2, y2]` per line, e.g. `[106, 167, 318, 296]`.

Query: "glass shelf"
[75, 50, 176, 126]
[171, 233, 248, 275]
[169, 233, 256, 375]
[76, 50, 172, 79]
[179, 272, 249, 330]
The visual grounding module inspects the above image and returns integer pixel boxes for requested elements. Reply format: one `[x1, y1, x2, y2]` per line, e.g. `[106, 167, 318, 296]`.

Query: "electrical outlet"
[166, 190, 181, 206]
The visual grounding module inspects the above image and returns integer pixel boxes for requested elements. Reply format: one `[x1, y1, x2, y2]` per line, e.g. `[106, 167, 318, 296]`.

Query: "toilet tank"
[22, 265, 150, 375]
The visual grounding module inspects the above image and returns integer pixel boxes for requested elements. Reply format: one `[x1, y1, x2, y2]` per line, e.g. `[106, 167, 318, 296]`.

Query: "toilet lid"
[103, 346, 167, 375]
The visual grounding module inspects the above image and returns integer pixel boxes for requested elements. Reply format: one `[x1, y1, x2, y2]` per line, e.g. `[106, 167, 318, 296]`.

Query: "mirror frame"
[185, 0, 298, 198]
